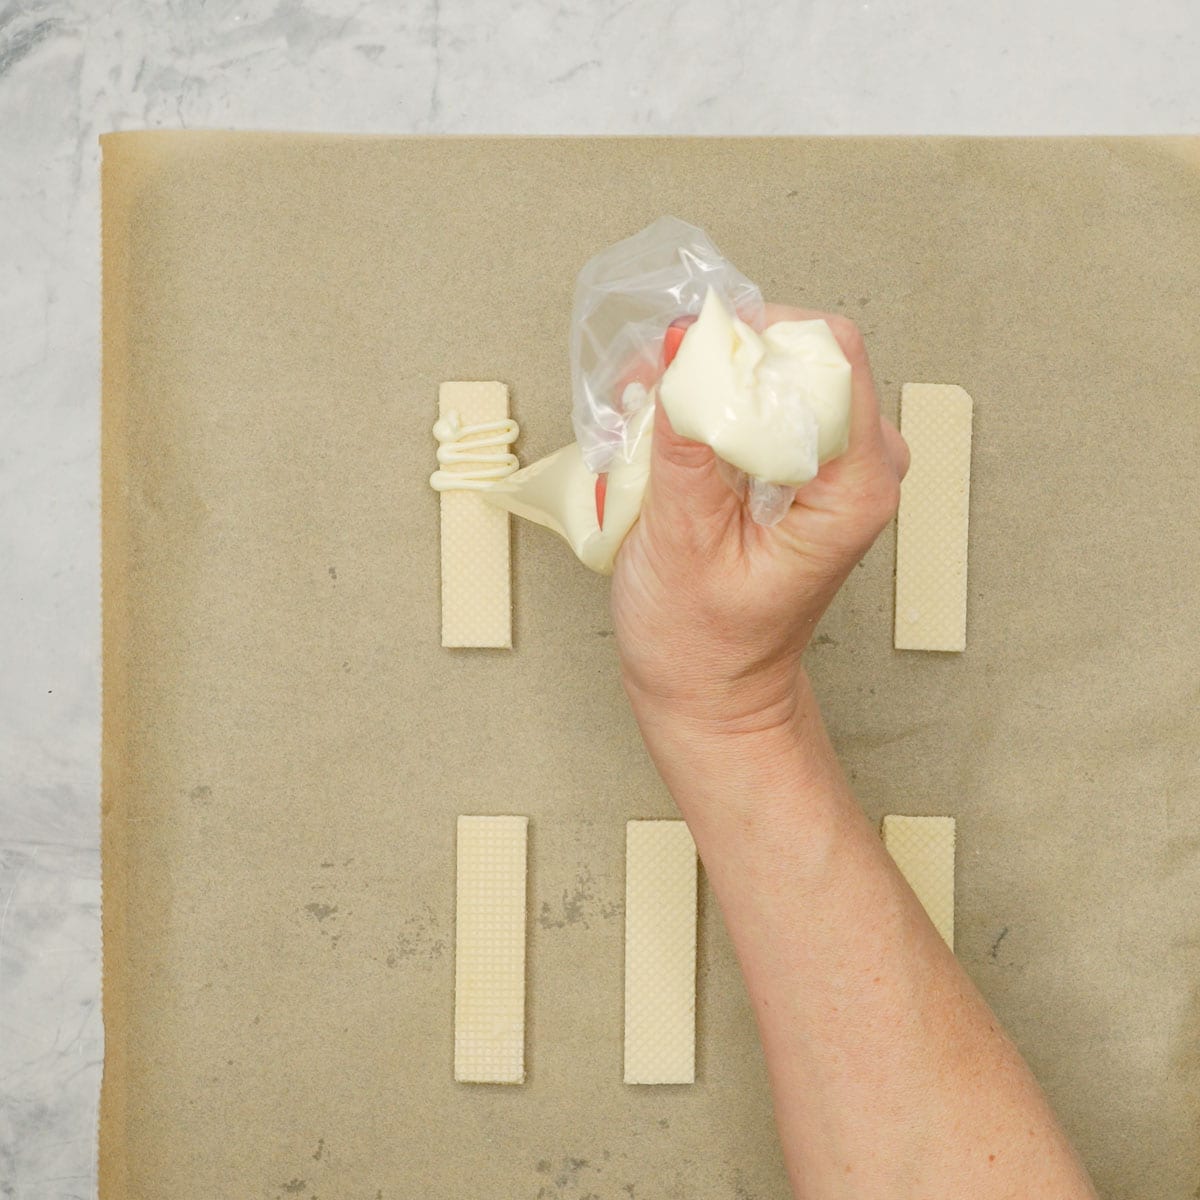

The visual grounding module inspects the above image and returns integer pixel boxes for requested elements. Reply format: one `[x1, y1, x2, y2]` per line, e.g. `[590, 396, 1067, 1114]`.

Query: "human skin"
[611, 307, 1097, 1199]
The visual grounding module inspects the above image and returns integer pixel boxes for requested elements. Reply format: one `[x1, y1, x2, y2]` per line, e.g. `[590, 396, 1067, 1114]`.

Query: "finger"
[645, 397, 740, 530]
[881, 418, 910, 480]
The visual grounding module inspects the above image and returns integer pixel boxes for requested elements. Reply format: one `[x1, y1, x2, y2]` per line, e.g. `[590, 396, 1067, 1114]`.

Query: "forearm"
[629, 671, 1096, 1200]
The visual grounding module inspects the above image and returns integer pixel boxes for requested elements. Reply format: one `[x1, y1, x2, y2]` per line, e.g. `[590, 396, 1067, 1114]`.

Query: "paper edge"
[98, 132, 134, 1200]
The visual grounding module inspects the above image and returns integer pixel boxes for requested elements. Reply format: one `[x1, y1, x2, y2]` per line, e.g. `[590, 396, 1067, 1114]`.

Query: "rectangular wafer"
[624, 820, 698, 1085]
[438, 381, 513, 648]
[894, 383, 974, 651]
[454, 815, 528, 1083]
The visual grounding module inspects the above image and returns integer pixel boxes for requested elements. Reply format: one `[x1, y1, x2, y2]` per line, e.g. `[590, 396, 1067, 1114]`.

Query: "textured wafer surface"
[882, 815, 956, 949]
[624, 821, 698, 1085]
[894, 384, 974, 651]
[454, 815, 528, 1083]
[438, 382, 513, 648]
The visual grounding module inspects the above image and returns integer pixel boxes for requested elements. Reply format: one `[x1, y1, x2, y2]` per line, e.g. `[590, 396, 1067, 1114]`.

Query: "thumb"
[646, 397, 741, 528]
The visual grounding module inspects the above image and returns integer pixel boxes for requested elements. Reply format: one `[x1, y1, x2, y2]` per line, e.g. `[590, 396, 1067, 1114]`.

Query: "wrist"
[625, 669, 852, 822]
[625, 682, 803, 766]
[618, 645, 806, 739]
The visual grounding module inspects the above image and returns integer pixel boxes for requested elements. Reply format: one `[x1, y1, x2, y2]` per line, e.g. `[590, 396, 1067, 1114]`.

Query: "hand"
[611, 307, 909, 737]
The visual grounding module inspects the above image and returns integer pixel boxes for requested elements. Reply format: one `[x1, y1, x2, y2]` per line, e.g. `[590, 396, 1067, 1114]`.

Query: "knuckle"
[850, 467, 901, 529]
[823, 314, 868, 361]
[662, 438, 715, 472]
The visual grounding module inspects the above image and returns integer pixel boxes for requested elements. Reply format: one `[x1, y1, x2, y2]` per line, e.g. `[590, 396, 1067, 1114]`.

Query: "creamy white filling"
[430, 411, 521, 492]
[657, 288, 852, 487]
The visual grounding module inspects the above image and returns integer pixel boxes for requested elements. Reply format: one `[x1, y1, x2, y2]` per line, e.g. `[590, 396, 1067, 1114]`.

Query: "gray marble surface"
[0, 1, 1197, 1195]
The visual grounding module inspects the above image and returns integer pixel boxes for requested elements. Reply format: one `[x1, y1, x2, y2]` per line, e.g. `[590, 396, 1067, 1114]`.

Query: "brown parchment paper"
[100, 134, 1200, 1200]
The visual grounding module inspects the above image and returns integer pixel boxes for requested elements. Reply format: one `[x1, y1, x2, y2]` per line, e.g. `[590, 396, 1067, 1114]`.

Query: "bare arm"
[612, 309, 1096, 1199]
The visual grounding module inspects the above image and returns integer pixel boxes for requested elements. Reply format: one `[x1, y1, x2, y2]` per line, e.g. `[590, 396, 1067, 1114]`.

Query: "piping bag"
[481, 216, 854, 575]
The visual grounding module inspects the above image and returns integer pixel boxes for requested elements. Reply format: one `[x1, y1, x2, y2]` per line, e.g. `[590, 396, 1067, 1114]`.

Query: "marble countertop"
[1, 1, 1197, 1194]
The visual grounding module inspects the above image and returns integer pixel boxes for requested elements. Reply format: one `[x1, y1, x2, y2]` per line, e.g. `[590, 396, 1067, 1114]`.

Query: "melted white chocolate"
[430, 411, 521, 492]
[481, 402, 653, 576]
[658, 288, 852, 487]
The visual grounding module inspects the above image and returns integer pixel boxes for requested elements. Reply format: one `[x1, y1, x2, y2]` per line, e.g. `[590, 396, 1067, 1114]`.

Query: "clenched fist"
[612, 307, 909, 740]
